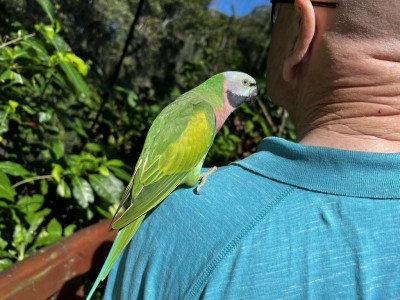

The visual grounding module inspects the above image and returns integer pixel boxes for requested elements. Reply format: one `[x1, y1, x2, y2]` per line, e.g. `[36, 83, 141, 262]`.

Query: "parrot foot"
[196, 166, 217, 194]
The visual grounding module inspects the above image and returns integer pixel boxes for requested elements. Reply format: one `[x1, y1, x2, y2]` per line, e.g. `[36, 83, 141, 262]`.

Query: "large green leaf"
[0, 172, 16, 201]
[17, 194, 44, 213]
[0, 259, 13, 271]
[12, 224, 26, 248]
[0, 161, 31, 176]
[85, 143, 102, 153]
[51, 163, 63, 182]
[21, 38, 50, 62]
[63, 224, 76, 237]
[106, 159, 125, 167]
[47, 218, 62, 237]
[0, 70, 23, 84]
[64, 52, 88, 76]
[108, 166, 132, 182]
[0, 250, 13, 258]
[0, 237, 8, 250]
[33, 218, 62, 249]
[56, 179, 71, 198]
[24, 208, 51, 233]
[59, 60, 89, 96]
[51, 139, 64, 160]
[70, 118, 88, 138]
[71, 176, 94, 208]
[0, 111, 8, 135]
[36, 0, 55, 22]
[51, 32, 66, 52]
[88, 173, 124, 204]
[40, 180, 49, 195]
[97, 165, 110, 176]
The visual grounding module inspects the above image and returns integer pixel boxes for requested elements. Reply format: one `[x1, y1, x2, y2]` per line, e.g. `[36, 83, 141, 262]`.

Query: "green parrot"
[86, 71, 257, 299]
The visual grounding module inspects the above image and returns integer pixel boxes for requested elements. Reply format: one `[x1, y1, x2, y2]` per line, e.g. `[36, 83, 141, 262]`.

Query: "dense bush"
[0, 0, 128, 269]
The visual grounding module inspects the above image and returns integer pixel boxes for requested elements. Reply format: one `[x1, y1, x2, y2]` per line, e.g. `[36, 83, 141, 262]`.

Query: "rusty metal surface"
[0, 219, 117, 300]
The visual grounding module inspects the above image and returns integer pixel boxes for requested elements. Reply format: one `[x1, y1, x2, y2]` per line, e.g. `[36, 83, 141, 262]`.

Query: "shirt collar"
[233, 137, 400, 199]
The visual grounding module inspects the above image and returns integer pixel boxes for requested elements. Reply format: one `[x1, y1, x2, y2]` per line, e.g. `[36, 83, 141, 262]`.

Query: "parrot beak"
[248, 85, 257, 104]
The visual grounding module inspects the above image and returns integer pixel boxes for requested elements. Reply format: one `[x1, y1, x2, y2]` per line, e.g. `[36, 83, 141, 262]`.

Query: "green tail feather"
[86, 215, 146, 300]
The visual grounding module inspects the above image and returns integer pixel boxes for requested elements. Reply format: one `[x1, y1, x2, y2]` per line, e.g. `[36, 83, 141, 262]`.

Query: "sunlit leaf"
[17, 194, 44, 213]
[51, 163, 63, 182]
[51, 33, 66, 52]
[21, 38, 49, 62]
[0, 70, 13, 81]
[0, 111, 8, 135]
[71, 176, 94, 208]
[59, 60, 89, 95]
[38, 111, 52, 123]
[40, 180, 49, 195]
[0, 172, 16, 201]
[0, 237, 7, 250]
[106, 159, 125, 167]
[13, 72, 23, 84]
[0, 70, 23, 84]
[85, 143, 102, 152]
[64, 52, 89, 76]
[63, 224, 76, 237]
[98, 165, 110, 176]
[88, 173, 124, 204]
[0, 259, 13, 271]
[24, 208, 51, 233]
[47, 218, 62, 236]
[51, 139, 64, 160]
[33, 217, 62, 249]
[12, 224, 26, 248]
[21, 105, 36, 115]
[0, 161, 31, 176]
[127, 91, 138, 108]
[36, 0, 55, 22]
[108, 166, 132, 182]
[8, 100, 19, 110]
[95, 205, 113, 219]
[56, 179, 71, 198]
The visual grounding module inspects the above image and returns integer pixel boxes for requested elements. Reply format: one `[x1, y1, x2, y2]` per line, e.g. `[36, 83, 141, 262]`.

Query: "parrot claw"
[196, 166, 217, 194]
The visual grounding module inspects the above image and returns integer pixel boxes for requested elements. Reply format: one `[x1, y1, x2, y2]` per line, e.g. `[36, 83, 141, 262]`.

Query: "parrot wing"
[111, 99, 216, 230]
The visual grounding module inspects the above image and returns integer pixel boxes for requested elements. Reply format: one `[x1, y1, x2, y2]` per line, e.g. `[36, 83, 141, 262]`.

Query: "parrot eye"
[242, 79, 250, 87]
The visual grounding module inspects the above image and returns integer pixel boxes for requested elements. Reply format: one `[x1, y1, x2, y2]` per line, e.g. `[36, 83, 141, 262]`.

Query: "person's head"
[266, 0, 400, 140]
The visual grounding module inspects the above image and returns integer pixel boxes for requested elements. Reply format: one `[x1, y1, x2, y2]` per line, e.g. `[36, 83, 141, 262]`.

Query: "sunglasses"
[270, 0, 338, 26]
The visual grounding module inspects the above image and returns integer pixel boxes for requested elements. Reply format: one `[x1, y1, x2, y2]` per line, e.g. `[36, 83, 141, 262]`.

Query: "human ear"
[282, 0, 315, 83]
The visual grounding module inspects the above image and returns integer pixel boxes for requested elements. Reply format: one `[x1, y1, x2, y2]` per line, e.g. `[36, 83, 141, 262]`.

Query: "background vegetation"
[0, 0, 295, 294]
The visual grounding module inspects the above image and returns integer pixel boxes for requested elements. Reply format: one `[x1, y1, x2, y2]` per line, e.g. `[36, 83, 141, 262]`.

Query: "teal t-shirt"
[104, 137, 400, 299]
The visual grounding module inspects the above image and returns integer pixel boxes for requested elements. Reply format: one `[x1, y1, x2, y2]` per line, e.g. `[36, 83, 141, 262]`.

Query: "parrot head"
[223, 71, 258, 107]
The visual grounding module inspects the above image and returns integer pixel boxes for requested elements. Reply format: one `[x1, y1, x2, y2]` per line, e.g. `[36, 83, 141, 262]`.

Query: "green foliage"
[0, 0, 127, 270]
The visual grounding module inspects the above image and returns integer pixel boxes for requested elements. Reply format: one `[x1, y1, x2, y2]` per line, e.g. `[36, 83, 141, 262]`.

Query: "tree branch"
[89, 0, 147, 134]
[12, 175, 54, 189]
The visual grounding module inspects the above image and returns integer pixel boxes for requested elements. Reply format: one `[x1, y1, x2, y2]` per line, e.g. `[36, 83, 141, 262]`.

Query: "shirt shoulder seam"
[184, 186, 295, 299]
